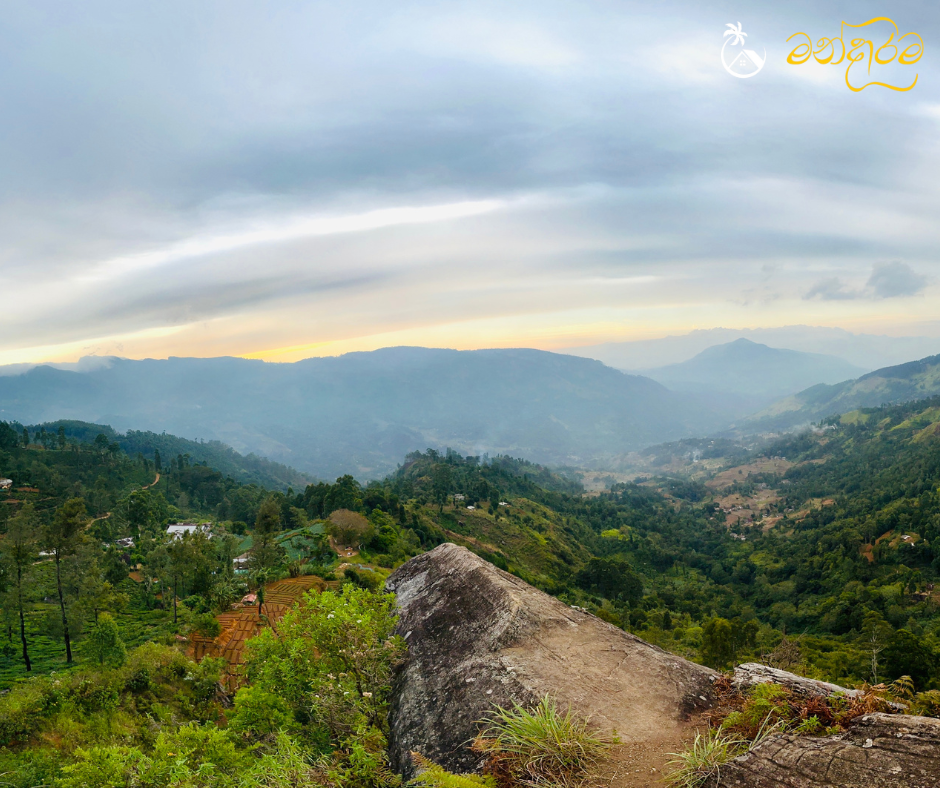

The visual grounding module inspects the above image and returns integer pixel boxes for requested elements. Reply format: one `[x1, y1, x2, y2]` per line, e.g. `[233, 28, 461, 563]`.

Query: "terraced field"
[189, 575, 340, 680]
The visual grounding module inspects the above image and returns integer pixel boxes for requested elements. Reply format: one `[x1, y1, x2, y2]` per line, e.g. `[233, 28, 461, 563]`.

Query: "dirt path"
[597, 722, 703, 787]
[142, 472, 161, 489]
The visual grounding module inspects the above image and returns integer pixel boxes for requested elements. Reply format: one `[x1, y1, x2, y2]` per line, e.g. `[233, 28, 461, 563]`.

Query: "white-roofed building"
[166, 522, 213, 539]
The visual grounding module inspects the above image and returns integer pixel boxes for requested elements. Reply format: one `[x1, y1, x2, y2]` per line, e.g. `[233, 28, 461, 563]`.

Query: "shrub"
[244, 731, 323, 787]
[912, 690, 940, 717]
[0, 680, 49, 745]
[191, 612, 222, 639]
[229, 685, 296, 737]
[244, 585, 406, 739]
[411, 752, 496, 788]
[473, 696, 613, 787]
[344, 567, 381, 591]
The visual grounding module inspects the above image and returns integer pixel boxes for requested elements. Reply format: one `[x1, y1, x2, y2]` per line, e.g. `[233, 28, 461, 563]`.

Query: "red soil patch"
[189, 575, 338, 686]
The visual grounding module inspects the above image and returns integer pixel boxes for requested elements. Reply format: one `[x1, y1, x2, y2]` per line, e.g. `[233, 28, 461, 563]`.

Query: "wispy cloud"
[78, 199, 505, 282]
[804, 278, 861, 301]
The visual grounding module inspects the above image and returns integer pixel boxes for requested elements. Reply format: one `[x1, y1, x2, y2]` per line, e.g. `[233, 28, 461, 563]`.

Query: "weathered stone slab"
[386, 543, 717, 776]
[710, 713, 940, 788]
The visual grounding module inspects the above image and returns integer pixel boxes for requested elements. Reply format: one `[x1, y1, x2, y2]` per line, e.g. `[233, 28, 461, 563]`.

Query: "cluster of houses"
[107, 521, 255, 580]
[107, 522, 214, 551]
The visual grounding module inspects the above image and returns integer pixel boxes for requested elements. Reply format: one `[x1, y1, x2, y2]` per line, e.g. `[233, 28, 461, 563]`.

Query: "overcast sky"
[1, 0, 938, 364]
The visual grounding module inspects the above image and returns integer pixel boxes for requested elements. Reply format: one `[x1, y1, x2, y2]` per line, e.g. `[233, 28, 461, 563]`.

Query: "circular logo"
[722, 22, 766, 79]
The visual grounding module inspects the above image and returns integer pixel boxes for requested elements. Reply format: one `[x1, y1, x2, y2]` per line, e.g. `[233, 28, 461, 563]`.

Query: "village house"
[0, 478, 12, 490]
[166, 522, 213, 539]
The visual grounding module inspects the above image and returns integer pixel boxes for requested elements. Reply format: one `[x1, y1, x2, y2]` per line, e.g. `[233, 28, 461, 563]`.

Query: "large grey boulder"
[733, 663, 862, 699]
[710, 713, 940, 787]
[385, 543, 717, 775]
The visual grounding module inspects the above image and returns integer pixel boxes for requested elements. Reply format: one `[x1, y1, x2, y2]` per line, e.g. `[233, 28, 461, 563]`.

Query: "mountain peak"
[644, 340, 866, 402]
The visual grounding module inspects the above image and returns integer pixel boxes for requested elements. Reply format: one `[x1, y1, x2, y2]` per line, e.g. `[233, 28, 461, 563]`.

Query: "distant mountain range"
[743, 353, 940, 432]
[643, 339, 865, 409]
[568, 326, 940, 371]
[5, 344, 940, 479]
[0, 348, 732, 479]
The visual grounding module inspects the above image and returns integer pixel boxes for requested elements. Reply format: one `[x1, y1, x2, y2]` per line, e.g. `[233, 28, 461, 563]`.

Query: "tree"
[165, 535, 196, 626]
[154, 448, 162, 473]
[701, 617, 736, 669]
[254, 495, 282, 538]
[431, 464, 453, 513]
[883, 629, 935, 688]
[44, 497, 88, 663]
[244, 585, 406, 737]
[57, 425, 66, 449]
[251, 496, 286, 572]
[85, 612, 127, 667]
[862, 611, 893, 683]
[22, 427, 29, 447]
[327, 509, 373, 549]
[76, 553, 129, 626]
[575, 557, 643, 604]
[326, 474, 362, 513]
[0, 421, 18, 450]
[118, 489, 164, 539]
[249, 568, 272, 617]
[0, 505, 39, 671]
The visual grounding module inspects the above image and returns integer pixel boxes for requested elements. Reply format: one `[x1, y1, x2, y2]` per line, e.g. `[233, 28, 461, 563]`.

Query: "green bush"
[229, 685, 296, 737]
[191, 612, 223, 639]
[244, 585, 405, 739]
[0, 680, 49, 745]
[411, 752, 495, 788]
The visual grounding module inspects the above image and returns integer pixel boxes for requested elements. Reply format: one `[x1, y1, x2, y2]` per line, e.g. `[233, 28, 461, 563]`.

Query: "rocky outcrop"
[733, 663, 862, 699]
[385, 543, 717, 776]
[710, 713, 940, 787]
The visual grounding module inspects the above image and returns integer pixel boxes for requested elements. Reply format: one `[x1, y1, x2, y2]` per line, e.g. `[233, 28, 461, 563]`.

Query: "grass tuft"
[665, 728, 746, 788]
[473, 696, 613, 787]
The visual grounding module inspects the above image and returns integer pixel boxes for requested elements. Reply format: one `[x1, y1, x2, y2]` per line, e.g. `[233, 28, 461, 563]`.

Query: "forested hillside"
[745, 352, 940, 431]
[22, 419, 312, 491]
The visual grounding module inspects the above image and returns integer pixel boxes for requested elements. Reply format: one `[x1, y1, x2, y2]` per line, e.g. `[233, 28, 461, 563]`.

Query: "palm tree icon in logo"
[721, 22, 765, 79]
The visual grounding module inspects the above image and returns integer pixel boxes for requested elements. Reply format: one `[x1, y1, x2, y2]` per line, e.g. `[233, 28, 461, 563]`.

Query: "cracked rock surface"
[709, 713, 940, 787]
[385, 543, 717, 776]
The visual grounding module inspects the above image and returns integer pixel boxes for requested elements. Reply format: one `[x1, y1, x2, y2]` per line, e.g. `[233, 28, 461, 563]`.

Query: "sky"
[1, 0, 939, 365]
